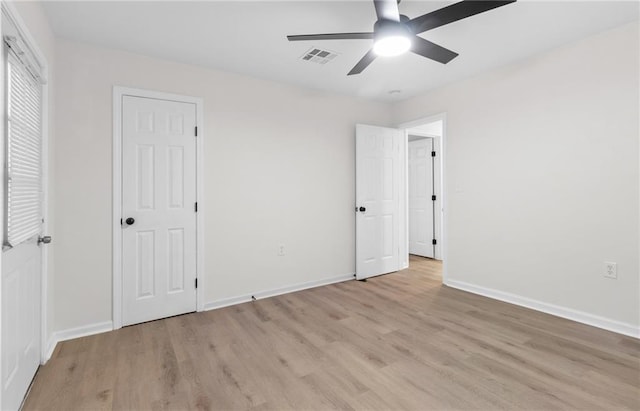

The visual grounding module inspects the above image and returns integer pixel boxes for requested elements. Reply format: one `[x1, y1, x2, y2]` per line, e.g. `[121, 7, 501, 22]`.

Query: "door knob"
[125, 217, 135, 225]
[38, 235, 52, 245]
[359, 207, 366, 212]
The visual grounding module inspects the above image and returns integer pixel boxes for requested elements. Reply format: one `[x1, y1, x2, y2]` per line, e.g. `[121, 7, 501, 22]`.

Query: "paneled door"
[2, 242, 41, 411]
[121, 96, 197, 326]
[355, 124, 404, 280]
[408, 138, 435, 258]
[2, 43, 46, 410]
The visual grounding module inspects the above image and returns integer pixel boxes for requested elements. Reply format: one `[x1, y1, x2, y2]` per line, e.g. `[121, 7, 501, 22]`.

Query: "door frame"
[112, 86, 205, 330]
[407, 135, 436, 259]
[0, 1, 51, 366]
[406, 132, 442, 260]
[398, 113, 448, 283]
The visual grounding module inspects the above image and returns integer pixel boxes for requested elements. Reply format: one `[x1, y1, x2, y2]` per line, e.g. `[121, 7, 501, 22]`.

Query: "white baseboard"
[44, 321, 114, 362]
[445, 279, 639, 339]
[44, 335, 57, 361]
[204, 273, 355, 311]
[204, 294, 254, 311]
[45, 273, 354, 362]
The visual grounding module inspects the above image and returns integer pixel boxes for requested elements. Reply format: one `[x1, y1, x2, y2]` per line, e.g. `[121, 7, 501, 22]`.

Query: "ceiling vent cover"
[300, 47, 338, 65]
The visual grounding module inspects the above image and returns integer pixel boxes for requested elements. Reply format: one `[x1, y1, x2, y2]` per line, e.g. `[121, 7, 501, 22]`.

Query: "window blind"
[5, 50, 43, 247]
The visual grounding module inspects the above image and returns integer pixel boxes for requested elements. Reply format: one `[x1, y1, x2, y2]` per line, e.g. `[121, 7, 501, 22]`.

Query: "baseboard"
[204, 294, 253, 311]
[44, 321, 114, 361]
[204, 273, 355, 311]
[44, 335, 57, 361]
[445, 279, 640, 339]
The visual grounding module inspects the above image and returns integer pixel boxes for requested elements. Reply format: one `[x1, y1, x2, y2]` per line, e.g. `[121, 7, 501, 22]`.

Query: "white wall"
[12, 6, 639, 338]
[9, 1, 56, 342]
[53, 39, 392, 331]
[393, 22, 640, 332]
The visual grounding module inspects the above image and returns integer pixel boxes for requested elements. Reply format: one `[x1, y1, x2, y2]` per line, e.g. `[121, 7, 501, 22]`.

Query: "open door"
[2, 15, 48, 410]
[355, 124, 405, 280]
[408, 138, 435, 258]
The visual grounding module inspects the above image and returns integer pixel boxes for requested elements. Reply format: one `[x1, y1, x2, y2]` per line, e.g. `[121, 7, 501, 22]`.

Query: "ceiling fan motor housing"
[373, 19, 412, 42]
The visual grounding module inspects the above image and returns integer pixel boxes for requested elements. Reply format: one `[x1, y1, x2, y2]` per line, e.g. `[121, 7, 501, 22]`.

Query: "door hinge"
[195, 278, 198, 288]
[432, 195, 436, 201]
[195, 126, 198, 137]
[195, 202, 198, 212]
[431, 151, 436, 157]
[432, 239, 437, 245]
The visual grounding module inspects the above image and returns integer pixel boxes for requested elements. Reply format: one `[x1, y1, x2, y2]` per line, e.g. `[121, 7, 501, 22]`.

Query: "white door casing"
[121, 95, 198, 326]
[399, 113, 447, 279]
[408, 138, 435, 258]
[355, 124, 404, 280]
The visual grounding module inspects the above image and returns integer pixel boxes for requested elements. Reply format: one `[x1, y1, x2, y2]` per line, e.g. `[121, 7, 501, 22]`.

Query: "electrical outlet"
[604, 262, 617, 279]
[278, 244, 285, 256]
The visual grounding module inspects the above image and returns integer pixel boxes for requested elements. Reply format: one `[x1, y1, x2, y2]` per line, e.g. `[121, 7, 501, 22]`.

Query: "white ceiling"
[41, 1, 639, 102]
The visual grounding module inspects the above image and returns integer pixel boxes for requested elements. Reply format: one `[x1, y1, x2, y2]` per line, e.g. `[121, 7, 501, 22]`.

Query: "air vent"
[300, 47, 338, 65]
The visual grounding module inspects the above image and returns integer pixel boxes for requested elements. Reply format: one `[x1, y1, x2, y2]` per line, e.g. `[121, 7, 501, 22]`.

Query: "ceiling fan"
[287, 0, 516, 75]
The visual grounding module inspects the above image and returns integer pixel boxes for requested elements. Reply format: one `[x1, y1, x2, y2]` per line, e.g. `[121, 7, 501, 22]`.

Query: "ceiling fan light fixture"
[373, 35, 411, 57]
[372, 19, 412, 57]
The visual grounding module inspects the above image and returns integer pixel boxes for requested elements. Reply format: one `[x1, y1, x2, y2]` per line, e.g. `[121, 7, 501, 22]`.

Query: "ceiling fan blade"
[348, 49, 377, 76]
[287, 33, 374, 41]
[411, 37, 458, 64]
[407, 1, 516, 34]
[373, 0, 400, 22]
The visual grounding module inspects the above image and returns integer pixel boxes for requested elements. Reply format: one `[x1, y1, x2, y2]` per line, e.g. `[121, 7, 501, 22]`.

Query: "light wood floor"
[24, 256, 640, 410]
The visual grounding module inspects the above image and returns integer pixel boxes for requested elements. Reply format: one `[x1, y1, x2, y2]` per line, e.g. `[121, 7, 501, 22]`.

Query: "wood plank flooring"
[23, 256, 640, 410]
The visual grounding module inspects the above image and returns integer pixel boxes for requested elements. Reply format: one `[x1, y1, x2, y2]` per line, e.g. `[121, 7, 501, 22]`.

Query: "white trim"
[44, 335, 56, 362]
[53, 321, 113, 344]
[112, 88, 122, 329]
[432, 135, 442, 260]
[195, 99, 205, 312]
[1, 18, 4, 411]
[1, 2, 47, 68]
[0, 1, 52, 366]
[204, 273, 354, 311]
[39, 65, 50, 365]
[398, 113, 448, 280]
[204, 295, 252, 312]
[112, 86, 205, 330]
[44, 321, 114, 361]
[399, 129, 408, 270]
[445, 279, 640, 339]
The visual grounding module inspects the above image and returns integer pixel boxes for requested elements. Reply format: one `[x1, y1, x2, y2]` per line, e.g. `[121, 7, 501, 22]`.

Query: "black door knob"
[125, 217, 135, 225]
[359, 207, 366, 212]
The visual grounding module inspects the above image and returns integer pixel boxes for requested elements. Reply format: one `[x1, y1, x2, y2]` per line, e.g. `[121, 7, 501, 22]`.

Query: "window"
[4, 35, 44, 247]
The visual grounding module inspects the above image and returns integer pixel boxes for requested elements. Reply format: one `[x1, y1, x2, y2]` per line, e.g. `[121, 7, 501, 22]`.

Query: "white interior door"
[355, 124, 404, 280]
[2, 46, 44, 410]
[2, 242, 41, 411]
[121, 96, 197, 326]
[408, 138, 435, 258]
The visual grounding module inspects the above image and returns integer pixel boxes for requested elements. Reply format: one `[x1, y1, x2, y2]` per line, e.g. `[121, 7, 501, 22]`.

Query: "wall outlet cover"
[604, 262, 617, 279]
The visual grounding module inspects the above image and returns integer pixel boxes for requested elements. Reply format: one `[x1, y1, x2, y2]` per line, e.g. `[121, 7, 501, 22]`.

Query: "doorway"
[408, 136, 436, 258]
[401, 115, 445, 277]
[354, 116, 445, 281]
[112, 87, 205, 328]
